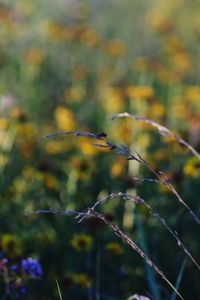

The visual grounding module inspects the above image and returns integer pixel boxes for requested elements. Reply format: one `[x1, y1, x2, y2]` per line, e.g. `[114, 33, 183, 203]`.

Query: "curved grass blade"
[111, 112, 200, 160]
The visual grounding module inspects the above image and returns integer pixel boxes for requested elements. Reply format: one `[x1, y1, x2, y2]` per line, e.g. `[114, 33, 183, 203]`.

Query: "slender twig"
[55, 278, 63, 300]
[111, 112, 200, 160]
[39, 131, 106, 143]
[39, 130, 200, 224]
[29, 208, 184, 300]
[81, 192, 200, 272]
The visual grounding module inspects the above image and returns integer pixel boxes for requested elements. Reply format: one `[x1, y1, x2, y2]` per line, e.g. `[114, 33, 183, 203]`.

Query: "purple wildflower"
[21, 258, 43, 278]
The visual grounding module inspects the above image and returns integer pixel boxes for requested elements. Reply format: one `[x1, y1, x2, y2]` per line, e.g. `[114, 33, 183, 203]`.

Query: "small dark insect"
[97, 132, 107, 138]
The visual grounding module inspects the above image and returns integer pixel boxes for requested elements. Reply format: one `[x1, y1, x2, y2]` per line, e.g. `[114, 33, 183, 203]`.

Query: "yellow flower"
[45, 140, 69, 155]
[171, 99, 190, 119]
[47, 22, 73, 42]
[183, 158, 200, 178]
[69, 156, 96, 181]
[147, 102, 166, 118]
[0, 234, 21, 258]
[159, 184, 171, 194]
[103, 87, 124, 113]
[24, 48, 44, 65]
[43, 173, 59, 190]
[16, 123, 38, 138]
[151, 149, 170, 163]
[111, 157, 125, 178]
[161, 135, 176, 144]
[105, 40, 126, 57]
[80, 27, 100, 48]
[0, 118, 9, 130]
[113, 120, 133, 143]
[72, 273, 92, 289]
[76, 137, 98, 156]
[71, 234, 93, 252]
[171, 52, 192, 73]
[16, 123, 38, 159]
[23, 167, 36, 178]
[72, 65, 88, 80]
[146, 12, 172, 34]
[14, 177, 29, 193]
[126, 86, 154, 100]
[54, 106, 76, 131]
[65, 85, 86, 103]
[9, 108, 27, 122]
[106, 242, 124, 255]
[186, 86, 200, 104]
[16, 1, 35, 16]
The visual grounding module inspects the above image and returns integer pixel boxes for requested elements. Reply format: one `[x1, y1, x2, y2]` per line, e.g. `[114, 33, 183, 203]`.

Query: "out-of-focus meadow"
[0, 0, 200, 299]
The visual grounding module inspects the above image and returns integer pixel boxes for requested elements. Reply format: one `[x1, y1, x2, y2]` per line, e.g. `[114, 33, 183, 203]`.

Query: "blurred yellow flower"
[105, 39, 126, 57]
[71, 234, 93, 252]
[22, 166, 42, 180]
[43, 173, 59, 190]
[183, 157, 200, 178]
[54, 106, 76, 131]
[47, 22, 73, 42]
[0, 234, 21, 258]
[72, 273, 92, 289]
[16, 123, 38, 159]
[186, 86, 200, 104]
[72, 65, 88, 80]
[76, 137, 97, 156]
[114, 120, 133, 142]
[0, 6, 12, 24]
[24, 48, 44, 65]
[161, 135, 176, 144]
[171, 52, 192, 73]
[22, 166, 43, 182]
[151, 149, 170, 163]
[126, 86, 154, 101]
[65, 85, 86, 103]
[69, 156, 96, 181]
[23, 167, 34, 178]
[45, 140, 69, 155]
[80, 27, 100, 48]
[159, 183, 171, 194]
[146, 12, 172, 34]
[111, 157, 125, 178]
[106, 242, 124, 255]
[134, 58, 152, 72]
[0, 118, 9, 130]
[136, 134, 150, 150]
[14, 177, 29, 193]
[170, 101, 190, 119]
[147, 102, 166, 118]
[103, 87, 124, 113]
[16, 1, 35, 16]
[9, 108, 27, 122]
[165, 36, 192, 74]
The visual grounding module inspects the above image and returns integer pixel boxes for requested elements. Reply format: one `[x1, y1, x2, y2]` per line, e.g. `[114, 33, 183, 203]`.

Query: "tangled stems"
[38, 127, 200, 300]
[40, 130, 200, 225]
[30, 208, 184, 300]
[83, 192, 200, 272]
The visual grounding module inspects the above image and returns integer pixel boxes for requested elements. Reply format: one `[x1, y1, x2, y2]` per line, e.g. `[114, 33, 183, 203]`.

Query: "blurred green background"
[0, 0, 200, 299]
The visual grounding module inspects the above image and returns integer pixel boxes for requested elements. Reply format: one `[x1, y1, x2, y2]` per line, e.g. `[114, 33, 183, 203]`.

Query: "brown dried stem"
[30, 208, 184, 300]
[111, 112, 200, 160]
[40, 130, 200, 224]
[83, 192, 200, 271]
